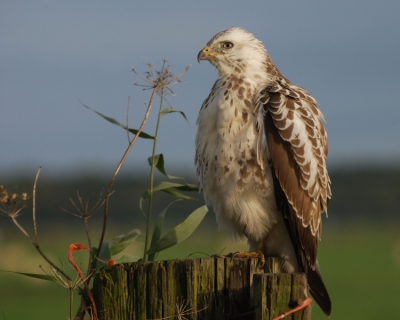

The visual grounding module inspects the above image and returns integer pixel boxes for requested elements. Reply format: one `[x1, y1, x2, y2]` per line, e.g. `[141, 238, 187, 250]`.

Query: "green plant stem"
[70, 289, 73, 320]
[143, 88, 164, 261]
[89, 84, 159, 282]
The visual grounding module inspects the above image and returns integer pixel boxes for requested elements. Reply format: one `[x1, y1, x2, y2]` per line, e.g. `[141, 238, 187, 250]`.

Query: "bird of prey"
[195, 27, 331, 316]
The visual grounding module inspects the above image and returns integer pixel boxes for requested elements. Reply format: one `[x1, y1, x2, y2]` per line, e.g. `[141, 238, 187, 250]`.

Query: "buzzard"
[195, 27, 331, 316]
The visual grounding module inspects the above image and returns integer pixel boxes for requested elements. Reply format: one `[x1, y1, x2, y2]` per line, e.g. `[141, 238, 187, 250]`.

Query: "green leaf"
[153, 182, 196, 195]
[113, 254, 141, 264]
[82, 103, 155, 139]
[148, 200, 181, 261]
[174, 183, 199, 192]
[147, 154, 180, 180]
[0, 270, 54, 282]
[97, 229, 141, 264]
[108, 229, 141, 256]
[147, 205, 208, 255]
[139, 181, 195, 216]
[161, 188, 193, 199]
[160, 107, 188, 122]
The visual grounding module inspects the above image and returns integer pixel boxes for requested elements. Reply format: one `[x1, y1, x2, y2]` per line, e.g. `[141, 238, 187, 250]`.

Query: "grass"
[1, 221, 399, 319]
[312, 222, 400, 319]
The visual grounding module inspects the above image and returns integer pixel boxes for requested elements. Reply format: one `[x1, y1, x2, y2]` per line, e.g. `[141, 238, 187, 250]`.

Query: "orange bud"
[108, 259, 115, 267]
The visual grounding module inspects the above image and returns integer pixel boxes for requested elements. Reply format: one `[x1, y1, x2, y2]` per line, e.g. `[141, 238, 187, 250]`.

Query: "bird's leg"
[272, 298, 312, 320]
[232, 237, 266, 265]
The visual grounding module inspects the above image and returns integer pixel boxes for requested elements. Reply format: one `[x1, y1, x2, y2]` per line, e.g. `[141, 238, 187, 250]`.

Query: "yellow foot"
[272, 298, 312, 320]
[231, 250, 265, 265]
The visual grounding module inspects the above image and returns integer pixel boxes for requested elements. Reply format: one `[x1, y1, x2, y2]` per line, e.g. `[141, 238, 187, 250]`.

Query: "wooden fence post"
[93, 257, 311, 319]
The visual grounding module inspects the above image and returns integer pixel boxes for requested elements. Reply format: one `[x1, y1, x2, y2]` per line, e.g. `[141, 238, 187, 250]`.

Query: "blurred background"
[1, 1, 399, 319]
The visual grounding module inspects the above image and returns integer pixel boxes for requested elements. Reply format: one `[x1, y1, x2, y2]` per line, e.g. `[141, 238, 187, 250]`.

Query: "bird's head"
[197, 27, 268, 77]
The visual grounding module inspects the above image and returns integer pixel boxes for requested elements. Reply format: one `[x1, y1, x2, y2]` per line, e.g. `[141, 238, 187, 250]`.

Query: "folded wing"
[258, 78, 332, 316]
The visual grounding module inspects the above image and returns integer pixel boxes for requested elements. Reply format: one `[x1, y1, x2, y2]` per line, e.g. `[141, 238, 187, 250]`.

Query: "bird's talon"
[229, 250, 265, 266]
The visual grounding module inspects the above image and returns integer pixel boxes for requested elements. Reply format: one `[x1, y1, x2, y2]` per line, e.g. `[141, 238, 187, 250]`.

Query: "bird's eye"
[222, 42, 234, 49]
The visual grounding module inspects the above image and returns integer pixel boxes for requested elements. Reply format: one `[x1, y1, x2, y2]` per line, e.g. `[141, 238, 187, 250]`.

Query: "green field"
[1, 220, 399, 319]
[1, 168, 399, 319]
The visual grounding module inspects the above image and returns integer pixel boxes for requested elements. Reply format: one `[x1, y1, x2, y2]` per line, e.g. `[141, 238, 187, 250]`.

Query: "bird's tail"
[308, 262, 332, 317]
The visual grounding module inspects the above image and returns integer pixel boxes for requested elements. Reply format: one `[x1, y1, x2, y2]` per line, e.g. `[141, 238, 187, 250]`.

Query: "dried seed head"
[0, 186, 29, 218]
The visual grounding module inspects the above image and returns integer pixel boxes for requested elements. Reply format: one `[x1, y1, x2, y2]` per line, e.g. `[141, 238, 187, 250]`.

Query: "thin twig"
[32, 166, 41, 243]
[126, 96, 131, 144]
[40, 263, 92, 320]
[1, 173, 71, 280]
[49, 189, 106, 220]
[11, 168, 72, 280]
[89, 82, 161, 281]
[11, 217, 32, 240]
[70, 288, 73, 320]
[49, 189, 105, 277]
[68, 244, 98, 319]
[147, 298, 208, 320]
[83, 217, 92, 275]
[11, 215, 70, 279]
[272, 298, 312, 320]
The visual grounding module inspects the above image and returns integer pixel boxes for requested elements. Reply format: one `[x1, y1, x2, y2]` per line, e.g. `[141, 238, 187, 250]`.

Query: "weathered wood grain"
[93, 257, 311, 319]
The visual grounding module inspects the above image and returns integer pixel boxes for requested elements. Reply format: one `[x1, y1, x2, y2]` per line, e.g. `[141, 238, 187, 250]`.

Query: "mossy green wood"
[253, 273, 311, 320]
[93, 257, 311, 320]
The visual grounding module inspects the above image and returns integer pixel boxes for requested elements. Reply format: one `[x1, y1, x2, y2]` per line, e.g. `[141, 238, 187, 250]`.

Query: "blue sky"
[1, 1, 399, 179]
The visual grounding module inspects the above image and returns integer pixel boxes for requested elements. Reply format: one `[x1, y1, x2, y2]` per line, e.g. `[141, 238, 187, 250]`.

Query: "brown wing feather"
[265, 108, 318, 266]
[262, 77, 331, 239]
[262, 81, 332, 316]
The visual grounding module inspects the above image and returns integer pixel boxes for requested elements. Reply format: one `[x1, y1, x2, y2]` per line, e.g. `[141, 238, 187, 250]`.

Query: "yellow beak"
[197, 46, 223, 63]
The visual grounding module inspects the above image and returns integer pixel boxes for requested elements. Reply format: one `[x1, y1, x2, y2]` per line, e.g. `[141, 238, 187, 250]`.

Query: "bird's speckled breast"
[195, 76, 278, 242]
